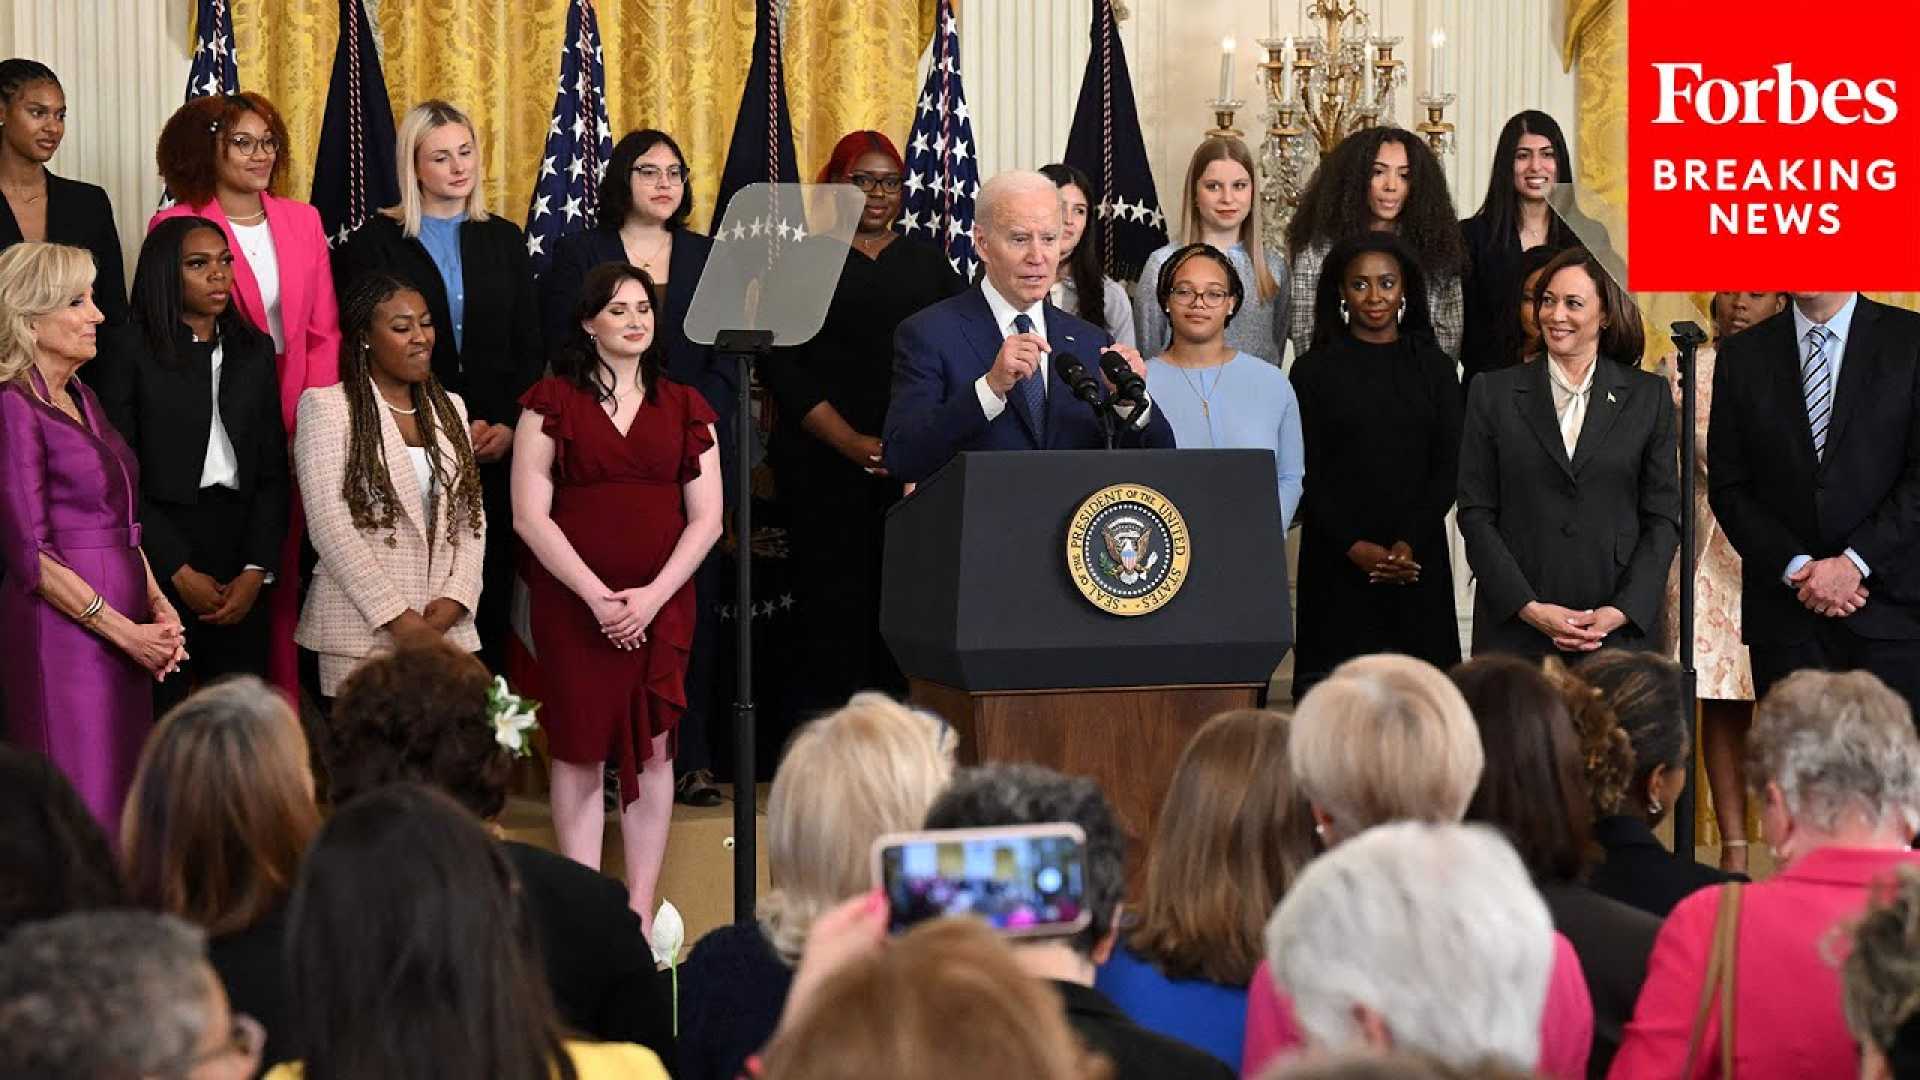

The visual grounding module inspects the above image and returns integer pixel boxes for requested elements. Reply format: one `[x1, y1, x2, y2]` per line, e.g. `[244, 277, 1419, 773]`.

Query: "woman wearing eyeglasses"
[541, 129, 729, 807]
[149, 92, 342, 698]
[1145, 243, 1303, 530]
[761, 131, 962, 713]
[1289, 234, 1461, 700]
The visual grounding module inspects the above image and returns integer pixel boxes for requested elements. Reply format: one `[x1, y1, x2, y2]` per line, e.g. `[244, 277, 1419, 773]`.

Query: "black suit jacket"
[501, 841, 672, 1057]
[208, 904, 293, 1072]
[1537, 880, 1659, 1079]
[1458, 357, 1681, 656]
[0, 171, 128, 329]
[92, 325, 289, 581]
[1052, 980, 1235, 1080]
[1708, 297, 1920, 643]
[332, 213, 544, 426]
[1587, 814, 1744, 919]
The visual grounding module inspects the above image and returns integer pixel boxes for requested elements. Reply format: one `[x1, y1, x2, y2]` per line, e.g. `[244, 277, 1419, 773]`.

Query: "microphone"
[1099, 349, 1148, 406]
[1055, 352, 1104, 406]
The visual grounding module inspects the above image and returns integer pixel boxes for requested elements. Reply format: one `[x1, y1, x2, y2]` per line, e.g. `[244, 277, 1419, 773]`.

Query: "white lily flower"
[651, 899, 685, 967]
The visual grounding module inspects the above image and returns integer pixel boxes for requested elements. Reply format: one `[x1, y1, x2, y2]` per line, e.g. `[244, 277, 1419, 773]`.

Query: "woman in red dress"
[512, 262, 720, 931]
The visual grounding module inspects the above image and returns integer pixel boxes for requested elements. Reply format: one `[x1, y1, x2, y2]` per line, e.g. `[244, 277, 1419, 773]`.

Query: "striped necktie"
[1011, 312, 1046, 444]
[1803, 324, 1834, 460]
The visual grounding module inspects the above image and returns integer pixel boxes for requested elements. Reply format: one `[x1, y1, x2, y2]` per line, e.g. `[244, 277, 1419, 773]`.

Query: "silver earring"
[1339, 300, 1350, 324]
[1648, 793, 1664, 817]
[1397, 298, 1407, 322]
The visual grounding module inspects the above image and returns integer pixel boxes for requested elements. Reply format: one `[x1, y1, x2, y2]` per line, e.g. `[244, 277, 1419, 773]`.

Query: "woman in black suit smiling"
[97, 217, 288, 713]
[1457, 247, 1680, 658]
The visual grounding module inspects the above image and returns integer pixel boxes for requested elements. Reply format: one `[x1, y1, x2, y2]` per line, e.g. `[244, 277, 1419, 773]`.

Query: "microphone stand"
[1669, 320, 1707, 864]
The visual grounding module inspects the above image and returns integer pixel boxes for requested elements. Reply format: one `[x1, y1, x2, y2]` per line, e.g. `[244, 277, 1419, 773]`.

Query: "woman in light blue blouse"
[1144, 244, 1303, 529]
[1134, 137, 1290, 366]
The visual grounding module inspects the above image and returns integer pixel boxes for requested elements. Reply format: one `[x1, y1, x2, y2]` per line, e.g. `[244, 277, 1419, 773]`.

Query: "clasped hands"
[1790, 556, 1868, 618]
[386, 598, 471, 650]
[172, 565, 268, 626]
[589, 585, 666, 652]
[1348, 540, 1421, 585]
[1521, 600, 1628, 652]
[129, 591, 189, 681]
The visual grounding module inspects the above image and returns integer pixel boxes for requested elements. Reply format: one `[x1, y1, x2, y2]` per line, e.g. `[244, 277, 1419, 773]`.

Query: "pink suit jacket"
[1609, 846, 1920, 1080]
[148, 193, 341, 431]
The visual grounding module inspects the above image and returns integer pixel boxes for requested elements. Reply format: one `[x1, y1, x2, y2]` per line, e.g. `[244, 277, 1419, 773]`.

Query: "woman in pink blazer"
[1609, 670, 1920, 1080]
[293, 272, 483, 699]
[149, 92, 340, 693]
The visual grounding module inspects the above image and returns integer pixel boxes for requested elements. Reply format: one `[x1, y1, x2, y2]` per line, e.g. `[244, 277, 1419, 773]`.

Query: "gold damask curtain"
[224, 0, 936, 233]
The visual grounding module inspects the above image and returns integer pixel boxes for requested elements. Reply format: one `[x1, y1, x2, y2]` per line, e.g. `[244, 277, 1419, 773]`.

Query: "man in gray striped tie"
[1709, 291, 1920, 715]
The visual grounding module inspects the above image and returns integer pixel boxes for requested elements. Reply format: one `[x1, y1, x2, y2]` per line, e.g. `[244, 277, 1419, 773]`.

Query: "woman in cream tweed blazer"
[294, 272, 486, 697]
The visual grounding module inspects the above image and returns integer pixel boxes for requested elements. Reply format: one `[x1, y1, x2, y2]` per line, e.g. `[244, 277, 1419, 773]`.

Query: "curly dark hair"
[1307, 232, 1438, 354]
[0, 58, 59, 105]
[1573, 650, 1687, 816]
[154, 92, 291, 207]
[923, 764, 1125, 958]
[1286, 127, 1465, 277]
[555, 261, 665, 403]
[325, 642, 510, 821]
[1540, 657, 1636, 821]
[597, 129, 692, 231]
[336, 271, 485, 548]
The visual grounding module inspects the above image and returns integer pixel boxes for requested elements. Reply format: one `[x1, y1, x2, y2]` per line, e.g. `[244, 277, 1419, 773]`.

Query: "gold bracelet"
[78, 593, 104, 624]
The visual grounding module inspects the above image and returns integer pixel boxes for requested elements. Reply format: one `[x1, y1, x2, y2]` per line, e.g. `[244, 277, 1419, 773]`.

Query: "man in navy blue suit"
[882, 170, 1175, 483]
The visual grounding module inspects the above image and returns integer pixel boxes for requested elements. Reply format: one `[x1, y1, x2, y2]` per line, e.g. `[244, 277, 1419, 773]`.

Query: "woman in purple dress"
[0, 242, 185, 837]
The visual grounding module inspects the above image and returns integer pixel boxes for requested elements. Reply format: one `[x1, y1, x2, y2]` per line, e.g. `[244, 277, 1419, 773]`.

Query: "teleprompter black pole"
[1670, 321, 1707, 861]
[715, 329, 774, 922]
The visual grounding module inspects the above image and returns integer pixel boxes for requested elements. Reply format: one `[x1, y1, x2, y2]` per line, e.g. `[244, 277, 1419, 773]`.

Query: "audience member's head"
[325, 641, 508, 819]
[1266, 822, 1554, 1073]
[1844, 867, 1920, 1080]
[760, 917, 1112, 1080]
[1264, 1048, 1541, 1080]
[1451, 656, 1593, 884]
[760, 693, 955, 961]
[1290, 654, 1483, 844]
[120, 677, 318, 936]
[0, 910, 262, 1079]
[285, 784, 570, 1080]
[1130, 709, 1316, 986]
[1571, 650, 1686, 824]
[1747, 671, 1920, 862]
[0, 747, 123, 937]
[924, 764, 1125, 964]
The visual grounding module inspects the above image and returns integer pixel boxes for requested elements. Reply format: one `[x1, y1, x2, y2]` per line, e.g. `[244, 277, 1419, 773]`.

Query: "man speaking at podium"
[882, 170, 1175, 483]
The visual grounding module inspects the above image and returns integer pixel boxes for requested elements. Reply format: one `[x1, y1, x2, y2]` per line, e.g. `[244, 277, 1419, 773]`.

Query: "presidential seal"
[1065, 484, 1191, 616]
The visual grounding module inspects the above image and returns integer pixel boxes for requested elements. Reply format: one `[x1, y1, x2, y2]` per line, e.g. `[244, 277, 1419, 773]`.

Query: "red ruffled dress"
[518, 375, 716, 806]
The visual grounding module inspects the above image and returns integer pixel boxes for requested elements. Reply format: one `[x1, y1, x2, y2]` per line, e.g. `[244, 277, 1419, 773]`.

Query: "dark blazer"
[92, 325, 288, 581]
[677, 922, 792, 1080]
[1708, 297, 1920, 643]
[501, 841, 672, 1057]
[1538, 880, 1658, 1079]
[1587, 814, 1744, 918]
[1458, 357, 1681, 656]
[331, 213, 543, 427]
[207, 903, 293, 1071]
[0, 171, 128, 330]
[881, 286, 1176, 483]
[1053, 979, 1237, 1080]
[1457, 210, 1577, 391]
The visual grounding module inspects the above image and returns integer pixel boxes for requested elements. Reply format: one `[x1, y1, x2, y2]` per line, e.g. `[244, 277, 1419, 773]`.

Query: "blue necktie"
[1011, 312, 1046, 444]
[1803, 324, 1833, 460]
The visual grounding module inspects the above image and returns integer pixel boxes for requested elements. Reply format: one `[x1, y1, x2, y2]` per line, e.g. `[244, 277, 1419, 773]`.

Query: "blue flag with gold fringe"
[311, 0, 398, 247]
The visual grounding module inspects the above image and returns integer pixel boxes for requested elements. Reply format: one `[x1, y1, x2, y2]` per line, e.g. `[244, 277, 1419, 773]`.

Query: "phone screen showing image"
[874, 825, 1091, 938]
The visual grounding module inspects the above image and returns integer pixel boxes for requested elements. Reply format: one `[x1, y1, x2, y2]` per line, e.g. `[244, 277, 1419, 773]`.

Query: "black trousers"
[675, 552, 722, 776]
[1750, 622, 1920, 718]
[474, 462, 517, 674]
[152, 488, 273, 717]
[783, 472, 905, 715]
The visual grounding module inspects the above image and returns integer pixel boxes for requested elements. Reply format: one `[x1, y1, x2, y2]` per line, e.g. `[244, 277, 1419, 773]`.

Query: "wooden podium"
[882, 449, 1291, 884]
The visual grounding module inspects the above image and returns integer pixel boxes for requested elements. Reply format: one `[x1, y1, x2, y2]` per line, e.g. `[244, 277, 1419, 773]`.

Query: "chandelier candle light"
[1210, 36, 1247, 137]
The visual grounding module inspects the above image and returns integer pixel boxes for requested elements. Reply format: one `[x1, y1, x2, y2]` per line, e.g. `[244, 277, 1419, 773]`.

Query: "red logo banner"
[1627, 1, 1920, 291]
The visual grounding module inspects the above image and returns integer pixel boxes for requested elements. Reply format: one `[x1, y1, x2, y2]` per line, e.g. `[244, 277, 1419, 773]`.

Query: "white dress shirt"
[974, 279, 1049, 420]
[198, 340, 241, 489]
[1784, 292, 1870, 584]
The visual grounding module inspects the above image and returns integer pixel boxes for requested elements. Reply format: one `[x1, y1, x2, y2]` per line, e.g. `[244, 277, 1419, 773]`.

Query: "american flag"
[524, 0, 615, 279]
[895, 0, 980, 280]
[183, 0, 239, 102]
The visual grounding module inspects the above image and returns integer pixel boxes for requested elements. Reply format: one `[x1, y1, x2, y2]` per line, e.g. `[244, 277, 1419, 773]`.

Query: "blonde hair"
[1290, 654, 1484, 832]
[757, 693, 956, 960]
[761, 917, 1112, 1080]
[1181, 137, 1281, 302]
[0, 242, 96, 384]
[390, 100, 490, 239]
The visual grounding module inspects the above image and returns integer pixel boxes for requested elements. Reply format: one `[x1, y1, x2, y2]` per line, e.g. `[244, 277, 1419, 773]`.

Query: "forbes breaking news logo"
[1627, 2, 1920, 291]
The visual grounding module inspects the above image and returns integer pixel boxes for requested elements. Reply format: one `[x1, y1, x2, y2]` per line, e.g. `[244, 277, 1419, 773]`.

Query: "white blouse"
[231, 219, 285, 352]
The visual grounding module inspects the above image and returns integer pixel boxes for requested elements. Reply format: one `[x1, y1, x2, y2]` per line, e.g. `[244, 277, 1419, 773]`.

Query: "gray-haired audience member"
[924, 764, 1234, 1080]
[1612, 669, 1920, 1076]
[1844, 866, 1920, 1080]
[0, 910, 262, 1079]
[1265, 821, 1554, 1073]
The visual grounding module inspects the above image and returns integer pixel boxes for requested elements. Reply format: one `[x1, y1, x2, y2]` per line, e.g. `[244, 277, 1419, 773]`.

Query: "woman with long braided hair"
[513, 261, 721, 932]
[292, 271, 485, 702]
